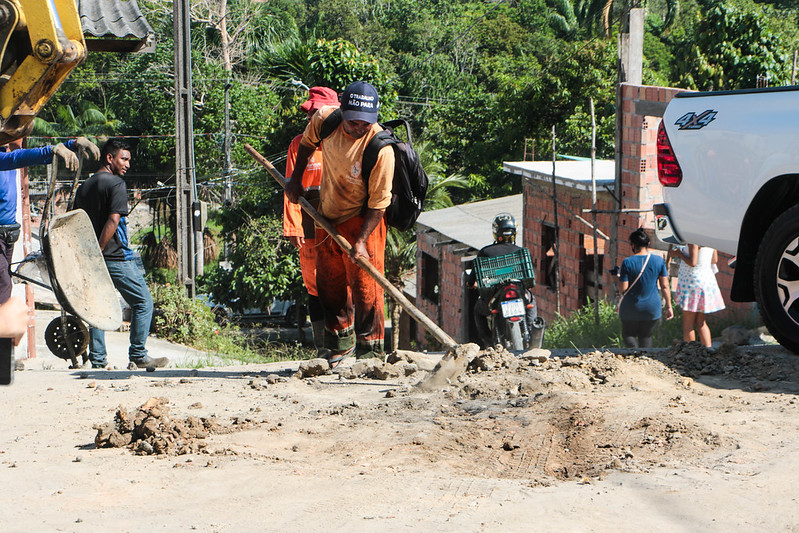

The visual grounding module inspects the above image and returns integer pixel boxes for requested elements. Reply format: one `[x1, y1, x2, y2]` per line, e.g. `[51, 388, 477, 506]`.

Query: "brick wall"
[523, 180, 616, 323]
[415, 229, 476, 347]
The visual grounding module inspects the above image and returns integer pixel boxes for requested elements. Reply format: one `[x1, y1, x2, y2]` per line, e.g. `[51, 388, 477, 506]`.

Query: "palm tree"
[385, 140, 470, 351]
[548, 0, 579, 39]
[32, 101, 120, 142]
[565, 0, 680, 37]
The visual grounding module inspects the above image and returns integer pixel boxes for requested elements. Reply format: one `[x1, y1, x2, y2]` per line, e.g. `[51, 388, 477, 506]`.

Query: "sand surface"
[3, 341, 799, 531]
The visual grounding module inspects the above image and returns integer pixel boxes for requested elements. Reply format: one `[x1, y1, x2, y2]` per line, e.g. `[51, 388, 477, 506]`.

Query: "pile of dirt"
[658, 341, 795, 384]
[273, 348, 734, 485]
[89, 345, 777, 483]
[94, 397, 240, 455]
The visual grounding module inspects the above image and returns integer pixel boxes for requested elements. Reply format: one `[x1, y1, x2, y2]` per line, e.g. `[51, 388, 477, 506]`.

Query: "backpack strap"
[362, 118, 413, 182]
[362, 129, 396, 183]
[381, 119, 413, 147]
[318, 108, 343, 143]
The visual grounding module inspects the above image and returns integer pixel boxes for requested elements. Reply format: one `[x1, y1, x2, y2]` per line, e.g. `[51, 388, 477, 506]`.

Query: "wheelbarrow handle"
[10, 271, 52, 291]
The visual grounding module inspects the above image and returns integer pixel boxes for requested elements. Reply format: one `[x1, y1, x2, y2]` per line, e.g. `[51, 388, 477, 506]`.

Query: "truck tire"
[754, 205, 799, 354]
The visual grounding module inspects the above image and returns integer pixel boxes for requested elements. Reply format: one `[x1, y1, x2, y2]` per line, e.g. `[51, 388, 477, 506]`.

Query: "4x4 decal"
[675, 110, 717, 130]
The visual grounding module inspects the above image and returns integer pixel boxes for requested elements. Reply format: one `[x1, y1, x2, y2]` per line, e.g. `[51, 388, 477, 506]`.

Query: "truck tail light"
[657, 121, 682, 187]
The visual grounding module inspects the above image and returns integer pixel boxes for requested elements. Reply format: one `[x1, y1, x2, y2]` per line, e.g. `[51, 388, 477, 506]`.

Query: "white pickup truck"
[654, 86, 799, 352]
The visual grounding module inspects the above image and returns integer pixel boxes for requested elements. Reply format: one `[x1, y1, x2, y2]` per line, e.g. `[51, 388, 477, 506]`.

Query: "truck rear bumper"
[654, 204, 684, 245]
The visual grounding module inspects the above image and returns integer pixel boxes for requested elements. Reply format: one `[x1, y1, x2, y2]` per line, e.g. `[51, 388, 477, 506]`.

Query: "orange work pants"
[298, 236, 318, 297]
[315, 216, 385, 356]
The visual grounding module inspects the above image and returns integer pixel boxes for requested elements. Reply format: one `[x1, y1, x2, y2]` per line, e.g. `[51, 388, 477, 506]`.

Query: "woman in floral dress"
[668, 244, 725, 347]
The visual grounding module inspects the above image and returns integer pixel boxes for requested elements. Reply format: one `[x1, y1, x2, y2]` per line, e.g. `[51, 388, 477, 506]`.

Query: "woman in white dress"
[668, 244, 725, 347]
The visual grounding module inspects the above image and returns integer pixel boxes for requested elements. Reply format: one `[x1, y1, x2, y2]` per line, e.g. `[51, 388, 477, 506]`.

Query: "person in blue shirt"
[618, 228, 674, 348]
[0, 137, 99, 309]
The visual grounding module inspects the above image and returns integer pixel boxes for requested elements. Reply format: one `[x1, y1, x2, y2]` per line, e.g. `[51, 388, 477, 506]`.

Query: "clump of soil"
[658, 341, 788, 382]
[94, 397, 230, 455]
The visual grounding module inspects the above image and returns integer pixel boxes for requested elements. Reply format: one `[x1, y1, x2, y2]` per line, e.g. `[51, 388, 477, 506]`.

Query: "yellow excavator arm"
[0, 0, 85, 145]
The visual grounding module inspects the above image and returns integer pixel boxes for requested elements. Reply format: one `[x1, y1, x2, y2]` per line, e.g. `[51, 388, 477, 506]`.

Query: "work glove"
[53, 143, 79, 172]
[74, 136, 100, 160]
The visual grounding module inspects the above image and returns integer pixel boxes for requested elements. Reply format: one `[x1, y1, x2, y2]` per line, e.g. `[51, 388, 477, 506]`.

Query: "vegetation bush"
[543, 299, 685, 350]
[150, 283, 317, 365]
[543, 299, 623, 350]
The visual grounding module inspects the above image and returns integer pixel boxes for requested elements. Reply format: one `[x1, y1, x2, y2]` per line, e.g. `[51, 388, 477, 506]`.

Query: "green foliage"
[543, 299, 684, 349]
[200, 215, 302, 312]
[255, 37, 385, 91]
[544, 299, 624, 349]
[675, 0, 789, 90]
[151, 283, 223, 344]
[150, 282, 316, 364]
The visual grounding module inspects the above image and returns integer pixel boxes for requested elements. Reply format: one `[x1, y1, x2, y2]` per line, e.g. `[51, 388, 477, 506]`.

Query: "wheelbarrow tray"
[42, 210, 122, 331]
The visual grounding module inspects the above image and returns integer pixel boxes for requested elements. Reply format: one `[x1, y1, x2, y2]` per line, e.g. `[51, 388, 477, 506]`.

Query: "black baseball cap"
[341, 81, 379, 123]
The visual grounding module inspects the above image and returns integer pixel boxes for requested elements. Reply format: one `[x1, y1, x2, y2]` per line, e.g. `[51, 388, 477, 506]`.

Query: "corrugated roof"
[416, 195, 523, 254]
[503, 160, 616, 193]
[79, 0, 154, 52]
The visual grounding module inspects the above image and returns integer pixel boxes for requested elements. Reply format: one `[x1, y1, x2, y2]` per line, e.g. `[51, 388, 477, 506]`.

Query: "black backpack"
[319, 108, 428, 231]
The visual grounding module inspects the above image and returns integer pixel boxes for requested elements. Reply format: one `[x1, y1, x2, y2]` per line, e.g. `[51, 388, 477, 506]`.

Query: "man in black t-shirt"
[74, 139, 167, 369]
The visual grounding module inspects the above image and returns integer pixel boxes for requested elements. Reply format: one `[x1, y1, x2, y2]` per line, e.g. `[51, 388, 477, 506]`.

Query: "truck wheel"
[754, 205, 799, 354]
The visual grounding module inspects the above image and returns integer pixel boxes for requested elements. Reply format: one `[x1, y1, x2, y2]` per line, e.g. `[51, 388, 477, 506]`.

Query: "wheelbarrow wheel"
[45, 315, 89, 363]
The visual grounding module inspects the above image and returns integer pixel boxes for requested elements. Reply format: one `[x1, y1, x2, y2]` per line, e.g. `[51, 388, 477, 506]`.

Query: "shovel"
[244, 144, 476, 388]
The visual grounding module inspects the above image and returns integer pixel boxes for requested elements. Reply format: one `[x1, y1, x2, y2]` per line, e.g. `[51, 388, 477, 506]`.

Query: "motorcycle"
[474, 249, 546, 352]
[485, 280, 545, 351]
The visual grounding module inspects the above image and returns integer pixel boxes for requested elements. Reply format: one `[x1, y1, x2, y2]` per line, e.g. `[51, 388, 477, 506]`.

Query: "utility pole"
[612, 7, 643, 301]
[174, 0, 200, 297]
[551, 126, 561, 316]
[590, 97, 599, 325]
[220, 0, 232, 261]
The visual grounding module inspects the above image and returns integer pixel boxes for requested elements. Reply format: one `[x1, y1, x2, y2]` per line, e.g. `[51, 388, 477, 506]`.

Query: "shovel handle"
[244, 143, 457, 351]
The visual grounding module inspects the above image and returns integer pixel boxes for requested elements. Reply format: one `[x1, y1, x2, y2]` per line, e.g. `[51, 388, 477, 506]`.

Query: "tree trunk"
[391, 302, 401, 353]
[219, 0, 231, 72]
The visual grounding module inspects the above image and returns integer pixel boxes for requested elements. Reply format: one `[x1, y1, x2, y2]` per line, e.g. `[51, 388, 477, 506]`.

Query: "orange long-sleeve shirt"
[283, 134, 323, 237]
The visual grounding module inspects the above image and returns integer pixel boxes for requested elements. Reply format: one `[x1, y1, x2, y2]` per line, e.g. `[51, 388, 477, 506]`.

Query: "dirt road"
[3, 341, 799, 531]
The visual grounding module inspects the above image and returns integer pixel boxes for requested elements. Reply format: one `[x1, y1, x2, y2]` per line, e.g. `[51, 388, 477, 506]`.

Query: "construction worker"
[285, 81, 394, 368]
[74, 139, 167, 370]
[284, 86, 340, 353]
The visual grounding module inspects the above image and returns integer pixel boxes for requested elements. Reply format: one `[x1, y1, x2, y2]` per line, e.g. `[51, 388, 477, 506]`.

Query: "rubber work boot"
[311, 320, 326, 351]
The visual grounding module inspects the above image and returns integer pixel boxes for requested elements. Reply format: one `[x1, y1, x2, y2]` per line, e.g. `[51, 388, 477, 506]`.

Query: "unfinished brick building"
[409, 83, 753, 350]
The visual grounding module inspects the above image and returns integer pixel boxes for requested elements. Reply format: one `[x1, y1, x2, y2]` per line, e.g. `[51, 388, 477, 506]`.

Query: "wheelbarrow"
[2, 165, 122, 384]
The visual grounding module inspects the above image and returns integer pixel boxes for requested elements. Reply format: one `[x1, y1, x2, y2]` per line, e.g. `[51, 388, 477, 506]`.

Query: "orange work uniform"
[283, 134, 322, 297]
[300, 106, 394, 356]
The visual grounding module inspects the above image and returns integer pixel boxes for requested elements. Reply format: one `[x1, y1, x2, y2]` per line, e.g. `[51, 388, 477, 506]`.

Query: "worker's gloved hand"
[74, 136, 100, 160]
[53, 143, 79, 171]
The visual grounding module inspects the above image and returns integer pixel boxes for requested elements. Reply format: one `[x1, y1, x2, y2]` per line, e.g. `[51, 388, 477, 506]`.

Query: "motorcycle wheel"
[505, 320, 524, 351]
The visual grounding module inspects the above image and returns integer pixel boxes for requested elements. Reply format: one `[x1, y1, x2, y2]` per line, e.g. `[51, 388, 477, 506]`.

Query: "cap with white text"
[340, 81, 379, 123]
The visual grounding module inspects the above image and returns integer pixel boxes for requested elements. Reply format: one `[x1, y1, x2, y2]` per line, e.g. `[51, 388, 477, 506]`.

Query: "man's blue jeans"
[89, 259, 153, 366]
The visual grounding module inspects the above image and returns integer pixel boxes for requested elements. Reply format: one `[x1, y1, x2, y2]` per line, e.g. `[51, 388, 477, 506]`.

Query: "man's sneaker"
[130, 355, 169, 369]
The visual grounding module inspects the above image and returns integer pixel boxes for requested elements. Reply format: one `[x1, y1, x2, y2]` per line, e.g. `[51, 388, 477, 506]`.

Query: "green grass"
[150, 283, 317, 367]
[543, 299, 623, 350]
[541, 299, 759, 350]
